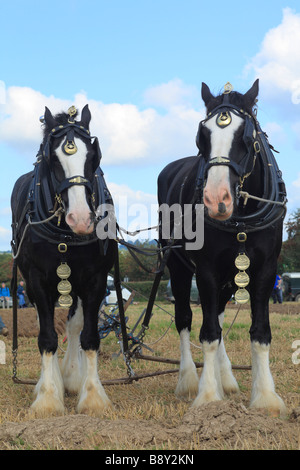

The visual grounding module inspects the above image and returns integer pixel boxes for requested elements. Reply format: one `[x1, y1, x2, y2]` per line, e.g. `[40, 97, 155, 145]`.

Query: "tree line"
[0, 209, 299, 285]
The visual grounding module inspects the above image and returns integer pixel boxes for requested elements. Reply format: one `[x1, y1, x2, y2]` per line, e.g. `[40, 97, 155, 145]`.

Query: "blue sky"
[1, 0, 300, 250]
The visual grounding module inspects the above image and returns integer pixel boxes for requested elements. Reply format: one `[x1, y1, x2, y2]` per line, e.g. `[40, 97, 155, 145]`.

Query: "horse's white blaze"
[175, 328, 198, 398]
[31, 352, 64, 416]
[55, 138, 93, 234]
[203, 114, 243, 219]
[77, 350, 111, 414]
[250, 341, 286, 416]
[61, 299, 84, 394]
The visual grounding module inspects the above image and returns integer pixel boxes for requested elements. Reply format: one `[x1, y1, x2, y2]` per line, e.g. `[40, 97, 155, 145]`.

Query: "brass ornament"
[56, 263, 71, 279]
[223, 82, 233, 94]
[216, 111, 232, 127]
[234, 253, 250, 271]
[68, 176, 88, 184]
[235, 288, 250, 304]
[64, 140, 78, 155]
[58, 294, 73, 308]
[56, 255, 73, 308]
[234, 271, 249, 288]
[68, 105, 77, 117]
[57, 279, 72, 295]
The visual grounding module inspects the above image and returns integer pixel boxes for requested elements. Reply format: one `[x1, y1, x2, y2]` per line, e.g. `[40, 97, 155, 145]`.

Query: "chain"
[12, 348, 18, 381]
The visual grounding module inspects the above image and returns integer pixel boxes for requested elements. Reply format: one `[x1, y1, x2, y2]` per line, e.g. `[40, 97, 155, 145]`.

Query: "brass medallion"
[56, 263, 71, 279]
[216, 111, 232, 127]
[58, 294, 73, 308]
[235, 288, 250, 304]
[234, 253, 250, 271]
[64, 140, 78, 155]
[234, 271, 250, 288]
[57, 279, 72, 295]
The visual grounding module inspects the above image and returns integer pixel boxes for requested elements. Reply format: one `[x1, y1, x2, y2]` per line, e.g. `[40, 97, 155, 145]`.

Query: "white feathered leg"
[31, 351, 65, 416]
[77, 349, 111, 415]
[218, 312, 239, 395]
[250, 341, 286, 416]
[192, 339, 224, 407]
[61, 299, 84, 394]
[175, 328, 199, 398]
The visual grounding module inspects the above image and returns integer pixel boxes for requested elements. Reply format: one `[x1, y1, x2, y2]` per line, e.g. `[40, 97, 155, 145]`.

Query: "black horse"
[158, 80, 287, 416]
[11, 105, 116, 416]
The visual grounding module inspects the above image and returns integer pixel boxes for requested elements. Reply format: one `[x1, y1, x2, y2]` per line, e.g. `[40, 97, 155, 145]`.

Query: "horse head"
[42, 105, 101, 235]
[196, 80, 259, 221]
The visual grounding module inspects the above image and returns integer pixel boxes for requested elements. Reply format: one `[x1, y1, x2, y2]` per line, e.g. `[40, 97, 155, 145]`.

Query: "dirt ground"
[0, 304, 299, 450]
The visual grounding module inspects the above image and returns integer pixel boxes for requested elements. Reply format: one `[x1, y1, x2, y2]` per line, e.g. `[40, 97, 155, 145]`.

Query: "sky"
[0, 0, 300, 250]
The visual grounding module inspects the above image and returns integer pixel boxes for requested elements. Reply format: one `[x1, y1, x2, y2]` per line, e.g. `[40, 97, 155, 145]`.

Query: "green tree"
[278, 209, 300, 272]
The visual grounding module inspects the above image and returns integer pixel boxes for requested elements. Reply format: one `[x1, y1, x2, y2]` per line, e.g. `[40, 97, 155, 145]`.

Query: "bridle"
[196, 95, 260, 190]
[12, 107, 113, 249]
[39, 107, 102, 215]
[193, 91, 287, 233]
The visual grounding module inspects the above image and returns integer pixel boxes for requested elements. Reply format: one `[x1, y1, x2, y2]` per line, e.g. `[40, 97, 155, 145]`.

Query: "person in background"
[272, 274, 283, 304]
[17, 280, 27, 308]
[0, 282, 10, 308]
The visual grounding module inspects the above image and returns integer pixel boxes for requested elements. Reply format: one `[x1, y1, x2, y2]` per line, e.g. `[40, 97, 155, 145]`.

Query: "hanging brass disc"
[234, 271, 250, 288]
[58, 294, 73, 308]
[235, 288, 250, 304]
[56, 263, 71, 279]
[57, 279, 72, 295]
[234, 253, 250, 271]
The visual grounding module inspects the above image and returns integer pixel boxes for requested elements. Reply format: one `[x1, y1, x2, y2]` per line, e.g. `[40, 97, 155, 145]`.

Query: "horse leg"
[77, 279, 111, 415]
[249, 266, 286, 416]
[169, 254, 198, 399]
[30, 274, 64, 416]
[192, 272, 224, 407]
[217, 287, 239, 395]
[61, 297, 84, 394]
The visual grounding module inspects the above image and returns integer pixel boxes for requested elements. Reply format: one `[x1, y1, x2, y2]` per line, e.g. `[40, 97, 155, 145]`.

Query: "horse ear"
[201, 82, 214, 107]
[44, 107, 57, 129]
[244, 79, 259, 106]
[80, 104, 91, 129]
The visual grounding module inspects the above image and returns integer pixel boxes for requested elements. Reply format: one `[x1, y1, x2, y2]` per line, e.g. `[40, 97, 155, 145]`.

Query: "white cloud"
[0, 82, 203, 166]
[143, 78, 199, 110]
[245, 8, 300, 111]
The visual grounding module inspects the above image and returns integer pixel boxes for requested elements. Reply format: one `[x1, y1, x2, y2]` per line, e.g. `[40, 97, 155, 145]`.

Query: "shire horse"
[158, 80, 287, 416]
[11, 105, 115, 416]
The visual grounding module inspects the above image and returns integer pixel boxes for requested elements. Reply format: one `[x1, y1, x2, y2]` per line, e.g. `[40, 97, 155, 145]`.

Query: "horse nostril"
[218, 202, 226, 214]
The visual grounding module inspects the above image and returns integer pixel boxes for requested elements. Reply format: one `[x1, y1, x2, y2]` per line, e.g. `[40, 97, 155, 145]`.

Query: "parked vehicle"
[106, 275, 131, 304]
[282, 273, 300, 302]
[166, 276, 200, 304]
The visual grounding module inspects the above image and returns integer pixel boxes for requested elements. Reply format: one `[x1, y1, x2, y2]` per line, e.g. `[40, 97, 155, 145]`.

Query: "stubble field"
[0, 301, 299, 450]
